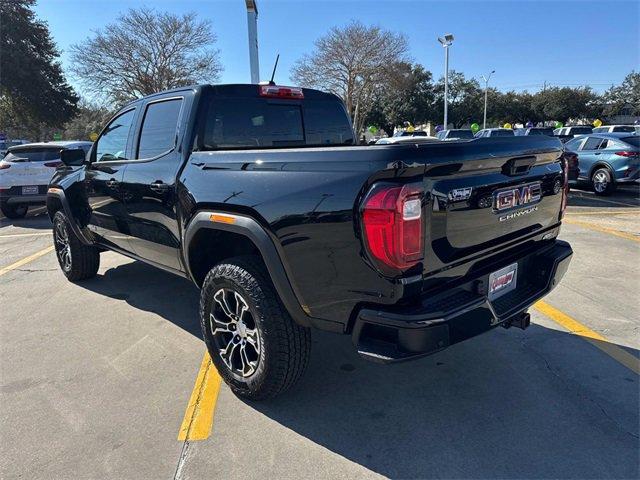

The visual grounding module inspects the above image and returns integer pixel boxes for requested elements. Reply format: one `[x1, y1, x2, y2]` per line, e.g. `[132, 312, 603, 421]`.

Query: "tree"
[600, 71, 640, 117]
[532, 86, 599, 124]
[0, 0, 78, 139]
[365, 62, 435, 135]
[434, 71, 483, 128]
[70, 7, 223, 104]
[291, 21, 409, 139]
[63, 101, 113, 141]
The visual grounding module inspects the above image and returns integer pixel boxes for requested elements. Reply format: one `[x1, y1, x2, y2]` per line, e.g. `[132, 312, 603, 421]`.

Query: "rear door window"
[137, 98, 183, 158]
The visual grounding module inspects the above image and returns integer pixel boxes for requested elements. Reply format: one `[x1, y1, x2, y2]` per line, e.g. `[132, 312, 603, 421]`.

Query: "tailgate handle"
[503, 156, 536, 176]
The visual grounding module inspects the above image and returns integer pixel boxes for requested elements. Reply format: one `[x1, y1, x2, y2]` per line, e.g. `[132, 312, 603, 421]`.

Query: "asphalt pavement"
[1, 187, 638, 479]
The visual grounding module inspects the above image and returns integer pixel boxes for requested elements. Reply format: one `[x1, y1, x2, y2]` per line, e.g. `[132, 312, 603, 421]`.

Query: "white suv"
[0, 141, 92, 219]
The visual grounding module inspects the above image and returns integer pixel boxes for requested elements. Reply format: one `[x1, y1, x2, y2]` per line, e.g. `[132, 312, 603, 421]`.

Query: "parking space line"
[0, 232, 52, 238]
[0, 245, 55, 277]
[563, 218, 639, 243]
[534, 301, 639, 375]
[566, 209, 638, 216]
[177, 351, 222, 441]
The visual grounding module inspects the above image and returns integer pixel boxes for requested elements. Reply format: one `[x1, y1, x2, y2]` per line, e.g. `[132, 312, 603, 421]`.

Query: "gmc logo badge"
[494, 182, 542, 212]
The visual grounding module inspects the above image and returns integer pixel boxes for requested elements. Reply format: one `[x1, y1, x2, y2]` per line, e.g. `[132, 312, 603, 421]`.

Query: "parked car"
[392, 130, 428, 137]
[0, 141, 92, 219]
[375, 135, 439, 144]
[0, 139, 30, 158]
[436, 129, 474, 140]
[514, 127, 555, 136]
[474, 128, 515, 138]
[553, 126, 593, 143]
[48, 83, 572, 400]
[592, 125, 636, 134]
[563, 133, 639, 195]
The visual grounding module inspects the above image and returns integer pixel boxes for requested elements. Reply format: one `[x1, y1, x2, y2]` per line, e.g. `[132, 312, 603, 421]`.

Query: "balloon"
[503, 123, 512, 129]
[554, 121, 564, 129]
[593, 119, 602, 128]
[526, 121, 534, 128]
[435, 125, 443, 133]
[367, 125, 378, 134]
[406, 125, 415, 133]
[89, 132, 98, 141]
[470, 123, 480, 133]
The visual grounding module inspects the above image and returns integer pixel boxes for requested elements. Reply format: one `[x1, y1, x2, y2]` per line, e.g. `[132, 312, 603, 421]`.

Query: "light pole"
[245, 0, 260, 83]
[481, 70, 495, 130]
[438, 34, 454, 129]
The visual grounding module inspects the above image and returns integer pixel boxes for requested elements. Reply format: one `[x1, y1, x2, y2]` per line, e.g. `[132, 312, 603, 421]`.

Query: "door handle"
[594, 152, 602, 155]
[149, 181, 169, 192]
[106, 178, 119, 188]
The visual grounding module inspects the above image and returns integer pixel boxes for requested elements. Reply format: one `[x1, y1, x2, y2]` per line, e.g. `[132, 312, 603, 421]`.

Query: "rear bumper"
[352, 240, 573, 363]
[1, 185, 48, 205]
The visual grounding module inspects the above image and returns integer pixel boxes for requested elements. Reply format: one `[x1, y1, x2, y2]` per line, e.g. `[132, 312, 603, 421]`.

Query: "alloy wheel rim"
[54, 220, 72, 271]
[593, 171, 608, 192]
[210, 288, 261, 378]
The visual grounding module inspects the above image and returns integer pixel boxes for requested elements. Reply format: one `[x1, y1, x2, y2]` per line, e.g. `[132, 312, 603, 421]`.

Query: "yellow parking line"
[178, 351, 222, 441]
[0, 232, 52, 238]
[563, 218, 639, 243]
[534, 301, 639, 375]
[0, 246, 55, 276]
[566, 209, 638, 216]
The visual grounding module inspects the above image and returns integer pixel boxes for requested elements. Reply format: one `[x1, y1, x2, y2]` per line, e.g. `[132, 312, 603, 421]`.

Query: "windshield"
[450, 130, 474, 139]
[570, 127, 593, 135]
[493, 129, 514, 137]
[4, 148, 61, 162]
[612, 126, 635, 132]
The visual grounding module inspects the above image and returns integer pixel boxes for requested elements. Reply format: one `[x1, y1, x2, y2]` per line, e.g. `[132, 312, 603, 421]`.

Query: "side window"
[581, 137, 603, 151]
[95, 109, 136, 162]
[137, 98, 183, 159]
[564, 138, 582, 151]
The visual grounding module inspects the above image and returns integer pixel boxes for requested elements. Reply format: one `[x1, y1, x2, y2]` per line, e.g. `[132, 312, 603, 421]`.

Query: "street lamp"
[481, 70, 495, 130]
[438, 33, 454, 129]
[245, 0, 260, 83]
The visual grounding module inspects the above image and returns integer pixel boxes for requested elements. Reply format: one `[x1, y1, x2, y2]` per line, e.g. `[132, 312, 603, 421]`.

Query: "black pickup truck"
[48, 84, 573, 399]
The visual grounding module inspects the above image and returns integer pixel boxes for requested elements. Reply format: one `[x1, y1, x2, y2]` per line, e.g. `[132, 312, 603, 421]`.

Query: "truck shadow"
[249, 328, 639, 479]
[77, 259, 639, 479]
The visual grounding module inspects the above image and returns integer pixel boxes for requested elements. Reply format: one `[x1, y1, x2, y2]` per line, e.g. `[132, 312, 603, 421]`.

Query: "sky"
[34, 0, 640, 98]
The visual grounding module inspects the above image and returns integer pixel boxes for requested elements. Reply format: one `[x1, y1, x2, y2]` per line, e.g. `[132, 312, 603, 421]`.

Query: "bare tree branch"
[70, 7, 223, 104]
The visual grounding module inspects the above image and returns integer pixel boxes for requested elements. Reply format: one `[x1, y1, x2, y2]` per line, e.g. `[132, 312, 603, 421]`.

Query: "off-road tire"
[52, 210, 100, 281]
[200, 255, 311, 400]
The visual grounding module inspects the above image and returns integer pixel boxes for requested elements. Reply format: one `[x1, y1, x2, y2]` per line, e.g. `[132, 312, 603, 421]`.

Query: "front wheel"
[591, 167, 615, 196]
[1, 203, 28, 219]
[200, 256, 311, 400]
[52, 210, 100, 281]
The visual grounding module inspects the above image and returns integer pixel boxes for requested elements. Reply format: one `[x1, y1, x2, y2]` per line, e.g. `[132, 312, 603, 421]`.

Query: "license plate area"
[488, 262, 518, 301]
[22, 186, 39, 195]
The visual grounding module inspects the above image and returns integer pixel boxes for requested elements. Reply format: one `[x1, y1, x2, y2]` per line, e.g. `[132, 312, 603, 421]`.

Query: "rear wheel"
[200, 256, 311, 400]
[591, 167, 615, 196]
[52, 210, 100, 281]
[1, 203, 28, 219]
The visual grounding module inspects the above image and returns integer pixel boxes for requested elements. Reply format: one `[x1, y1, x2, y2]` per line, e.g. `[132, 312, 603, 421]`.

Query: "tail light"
[560, 156, 569, 219]
[0, 163, 10, 170]
[44, 161, 63, 168]
[614, 151, 639, 157]
[258, 85, 304, 99]
[361, 183, 424, 271]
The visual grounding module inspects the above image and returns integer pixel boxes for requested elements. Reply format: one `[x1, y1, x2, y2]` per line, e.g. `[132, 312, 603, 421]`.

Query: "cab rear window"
[200, 97, 353, 150]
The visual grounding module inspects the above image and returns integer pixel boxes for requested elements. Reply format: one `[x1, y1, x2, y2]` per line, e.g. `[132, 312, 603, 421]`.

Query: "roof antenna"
[269, 54, 280, 85]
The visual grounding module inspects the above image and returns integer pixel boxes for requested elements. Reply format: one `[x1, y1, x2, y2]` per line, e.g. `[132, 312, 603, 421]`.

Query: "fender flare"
[183, 211, 320, 329]
[46, 188, 93, 246]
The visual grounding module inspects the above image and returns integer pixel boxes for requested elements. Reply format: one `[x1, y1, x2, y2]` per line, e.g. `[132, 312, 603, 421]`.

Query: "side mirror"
[60, 148, 86, 166]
